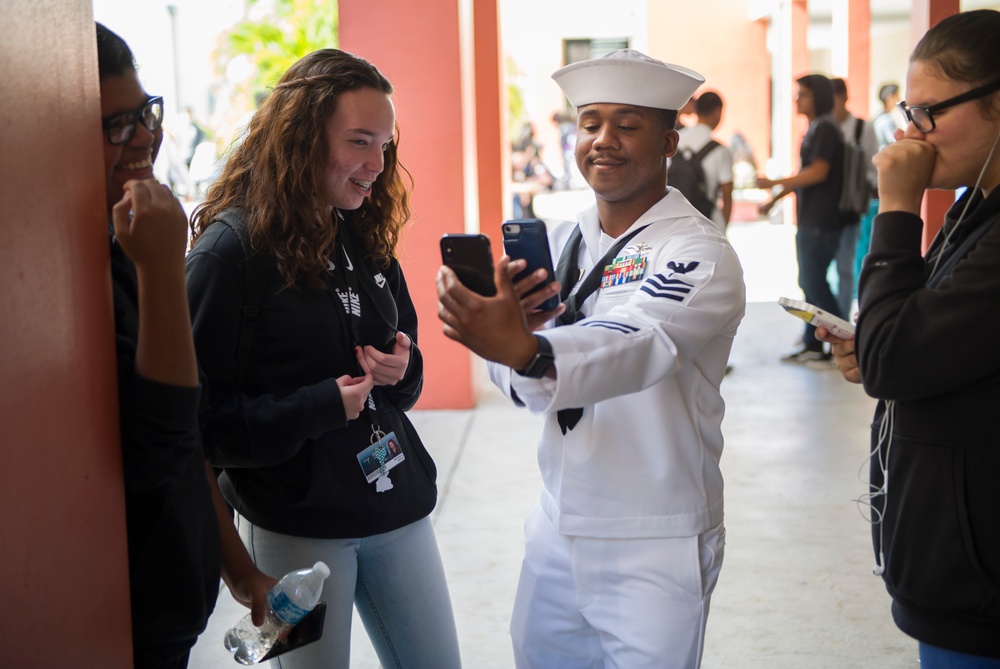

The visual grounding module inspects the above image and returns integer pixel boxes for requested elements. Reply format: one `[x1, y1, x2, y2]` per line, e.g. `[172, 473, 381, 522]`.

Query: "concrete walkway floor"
[191, 219, 919, 668]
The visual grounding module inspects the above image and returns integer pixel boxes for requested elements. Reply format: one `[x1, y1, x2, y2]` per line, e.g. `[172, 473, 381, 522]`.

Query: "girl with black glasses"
[821, 9, 1000, 667]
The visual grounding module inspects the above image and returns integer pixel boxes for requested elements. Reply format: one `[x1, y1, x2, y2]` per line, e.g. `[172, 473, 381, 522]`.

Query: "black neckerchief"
[551, 222, 651, 432]
[554, 223, 651, 325]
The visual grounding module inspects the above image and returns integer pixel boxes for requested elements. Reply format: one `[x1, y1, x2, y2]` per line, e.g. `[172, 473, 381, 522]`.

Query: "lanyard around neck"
[328, 226, 382, 433]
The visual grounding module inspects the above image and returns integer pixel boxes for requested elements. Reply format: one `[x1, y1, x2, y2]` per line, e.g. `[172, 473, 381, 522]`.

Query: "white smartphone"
[778, 297, 855, 340]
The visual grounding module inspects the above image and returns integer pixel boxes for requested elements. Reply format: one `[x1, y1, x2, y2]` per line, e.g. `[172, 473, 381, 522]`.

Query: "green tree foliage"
[506, 55, 527, 138]
[222, 0, 339, 96]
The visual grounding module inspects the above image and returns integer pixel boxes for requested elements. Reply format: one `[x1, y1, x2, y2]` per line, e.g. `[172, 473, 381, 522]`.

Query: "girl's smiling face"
[100, 69, 161, 214]
[322, 87, 396, 213]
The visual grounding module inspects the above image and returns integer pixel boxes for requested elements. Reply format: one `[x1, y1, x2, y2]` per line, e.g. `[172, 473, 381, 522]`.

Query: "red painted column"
[474, 0, 507, 253]
[847, 0, 872, 120]
[340, 0, 501, 409]
[1, 1, 134, 666]
[912, 0, 960, 252]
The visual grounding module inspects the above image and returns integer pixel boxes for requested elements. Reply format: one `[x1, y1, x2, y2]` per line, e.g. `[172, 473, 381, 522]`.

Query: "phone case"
[260, 601, 327, 661]
[440, 234, 496, 297]
[502, 219, 560, 312]
[778, 297, 855, 339]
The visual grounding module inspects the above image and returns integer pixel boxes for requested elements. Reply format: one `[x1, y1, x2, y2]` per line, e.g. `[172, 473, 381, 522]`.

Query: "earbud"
[872, 552, 885, 576]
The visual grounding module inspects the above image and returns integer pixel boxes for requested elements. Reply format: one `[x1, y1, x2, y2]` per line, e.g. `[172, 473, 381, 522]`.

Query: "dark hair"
[878, 83, 899, 104]
[912, 10, 1000, 108]
[796, 74, 834, 116]
[192, 49, 412, 289]
[96, 22, 135, 80]
[830, 78, 847, 99]
[659, 109, 679, 130]
[695, 91, 723, 116]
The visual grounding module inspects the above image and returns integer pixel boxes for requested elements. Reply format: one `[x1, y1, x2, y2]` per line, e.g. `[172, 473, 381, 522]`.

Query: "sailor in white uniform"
[437, 49, 746, 669]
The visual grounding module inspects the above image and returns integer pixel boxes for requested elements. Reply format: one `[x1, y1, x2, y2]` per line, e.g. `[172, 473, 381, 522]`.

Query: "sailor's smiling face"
[574, 103, 676, 206]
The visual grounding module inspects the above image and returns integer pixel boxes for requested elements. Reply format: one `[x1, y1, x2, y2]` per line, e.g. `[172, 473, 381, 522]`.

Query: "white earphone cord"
[853, 400, 894, 576]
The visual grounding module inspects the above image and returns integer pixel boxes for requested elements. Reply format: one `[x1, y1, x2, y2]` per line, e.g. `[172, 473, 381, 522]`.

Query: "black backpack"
[669, 139, 721, 218]
[837, 117, 873, 221]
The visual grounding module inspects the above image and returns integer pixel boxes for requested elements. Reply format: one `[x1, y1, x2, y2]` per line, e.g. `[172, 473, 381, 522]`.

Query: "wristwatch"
[516, 335, 554, 378]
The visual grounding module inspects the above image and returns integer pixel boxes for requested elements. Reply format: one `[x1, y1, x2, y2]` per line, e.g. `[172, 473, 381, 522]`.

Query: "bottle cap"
[313, 561, 330, 580]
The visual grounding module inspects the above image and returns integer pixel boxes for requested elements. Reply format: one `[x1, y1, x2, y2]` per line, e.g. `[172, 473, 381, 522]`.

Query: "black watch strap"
[516, 335, 554, 378]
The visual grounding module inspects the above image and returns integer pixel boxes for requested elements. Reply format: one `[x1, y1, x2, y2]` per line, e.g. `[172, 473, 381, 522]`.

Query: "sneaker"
[781, 348, 832, 364]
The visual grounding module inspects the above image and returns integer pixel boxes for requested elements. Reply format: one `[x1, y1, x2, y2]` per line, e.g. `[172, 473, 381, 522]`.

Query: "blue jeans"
[238, 515, 461, 669]
[835, 222, 860, 318]
[853, 197, 879, 281]
[919, 643, 1000, 668]
[796, 227, 844, 349]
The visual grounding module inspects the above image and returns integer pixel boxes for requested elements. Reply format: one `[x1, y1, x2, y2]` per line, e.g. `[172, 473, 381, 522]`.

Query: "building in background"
[90, 0, 992, 408]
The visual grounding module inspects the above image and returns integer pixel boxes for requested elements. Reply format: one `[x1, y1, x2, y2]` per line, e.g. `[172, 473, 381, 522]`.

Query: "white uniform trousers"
[510, 505, 725, 669]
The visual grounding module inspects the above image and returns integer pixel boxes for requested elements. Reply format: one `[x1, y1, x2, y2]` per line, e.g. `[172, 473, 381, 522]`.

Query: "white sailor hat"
[552, 49, 704, 111]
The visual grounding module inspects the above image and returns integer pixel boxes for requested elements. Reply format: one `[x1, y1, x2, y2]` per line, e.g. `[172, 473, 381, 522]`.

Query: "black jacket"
[185, 212, 437, 539]
[856, 188, 1000, 658]
[111, 232, 220, 666]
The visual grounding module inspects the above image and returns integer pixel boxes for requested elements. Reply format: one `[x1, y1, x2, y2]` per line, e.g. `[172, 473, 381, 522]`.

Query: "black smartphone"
[260, 602, 327, 661]
[440, 234, 496, 296]
[502, 219, 560, 312]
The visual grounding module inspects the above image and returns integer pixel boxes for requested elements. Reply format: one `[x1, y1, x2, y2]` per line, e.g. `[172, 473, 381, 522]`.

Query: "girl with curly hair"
[187, 49, 461, 668]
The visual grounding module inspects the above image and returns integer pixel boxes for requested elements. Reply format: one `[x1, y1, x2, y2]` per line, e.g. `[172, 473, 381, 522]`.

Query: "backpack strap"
[693, 139, 721, 163]
[692, 139, 722, 200]
[213, 209, 269, 388]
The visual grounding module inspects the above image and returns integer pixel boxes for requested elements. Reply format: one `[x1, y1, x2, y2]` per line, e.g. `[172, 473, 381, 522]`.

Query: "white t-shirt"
[676, 123, 734, 231]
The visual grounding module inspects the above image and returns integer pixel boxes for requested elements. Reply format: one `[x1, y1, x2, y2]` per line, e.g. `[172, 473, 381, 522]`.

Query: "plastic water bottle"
[224, 561, 330, 665]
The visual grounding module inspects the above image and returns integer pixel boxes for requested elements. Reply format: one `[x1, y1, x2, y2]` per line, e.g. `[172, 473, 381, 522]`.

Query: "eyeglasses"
[897, 79, 1000, 133]
[102, 96, 164, 145]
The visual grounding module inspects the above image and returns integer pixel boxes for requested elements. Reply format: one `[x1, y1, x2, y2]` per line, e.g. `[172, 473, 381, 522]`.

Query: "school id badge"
[357, 431, 405, 492]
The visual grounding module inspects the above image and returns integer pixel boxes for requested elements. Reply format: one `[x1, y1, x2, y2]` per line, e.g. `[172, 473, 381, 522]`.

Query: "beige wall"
[870, 22, 911, 110]
[502, 0, 771, 195]
[1, 1, 134, 667]
[648, 0, 771, 178]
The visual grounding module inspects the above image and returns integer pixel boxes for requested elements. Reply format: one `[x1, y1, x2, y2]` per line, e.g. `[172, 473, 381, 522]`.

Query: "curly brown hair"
[191, 49, 412, 289]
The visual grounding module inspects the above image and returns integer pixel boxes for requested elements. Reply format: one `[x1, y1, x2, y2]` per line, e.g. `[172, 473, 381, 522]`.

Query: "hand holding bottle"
[224, 561, 330, 665]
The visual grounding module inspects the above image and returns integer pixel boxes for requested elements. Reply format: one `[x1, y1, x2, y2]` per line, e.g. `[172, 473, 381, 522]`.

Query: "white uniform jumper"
[492, 190, 746, 668]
